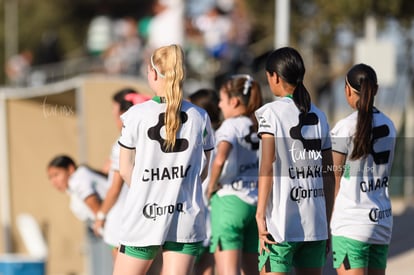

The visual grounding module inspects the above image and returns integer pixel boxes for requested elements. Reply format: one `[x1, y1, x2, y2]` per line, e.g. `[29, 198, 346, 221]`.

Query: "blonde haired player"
[113, 44, 215, 275]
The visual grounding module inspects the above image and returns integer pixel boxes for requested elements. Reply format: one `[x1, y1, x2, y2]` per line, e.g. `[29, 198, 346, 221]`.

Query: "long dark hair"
[346, 63, 378, 160]
[265, 47, 311, 113]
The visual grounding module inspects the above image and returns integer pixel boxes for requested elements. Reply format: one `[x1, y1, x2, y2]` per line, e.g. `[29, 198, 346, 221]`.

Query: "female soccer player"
[47, 155, 108, 226]
[330, 63, 396, 275]
[47, 155, 112, 275]
[207, 74, 263, 275]
[255, 47, 335, 275]
[112, 44, 215, 275]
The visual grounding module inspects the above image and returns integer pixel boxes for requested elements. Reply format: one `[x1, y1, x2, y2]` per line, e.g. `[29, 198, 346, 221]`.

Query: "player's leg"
[332, 236, 369, 275]
[162, 242, 201, 275]
[112, 244, 157, 275]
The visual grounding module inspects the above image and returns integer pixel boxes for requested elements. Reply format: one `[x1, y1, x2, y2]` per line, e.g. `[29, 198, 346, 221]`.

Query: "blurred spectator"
[188, 0, 254, 88]
[186, 0, 215, 19]
[216, 0, 235, 13]
[103, 17, 142, 75]
[227, 0, 253, 73]
[194, 6, 232, 59]
[146, 0, 185, 51]
[34, 30, 63, 65]
[86, 15, 114, 56]
[137, 16, 152, 44]
[5, 49, 33, 86]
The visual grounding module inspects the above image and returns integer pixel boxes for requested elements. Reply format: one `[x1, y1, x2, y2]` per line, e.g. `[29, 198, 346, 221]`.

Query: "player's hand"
[256, 216, 276, 254]
[206, 182, 222, 202]
[93, 219, 104, 237]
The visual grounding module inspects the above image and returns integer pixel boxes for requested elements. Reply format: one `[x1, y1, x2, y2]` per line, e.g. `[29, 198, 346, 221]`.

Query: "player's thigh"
[162, 250, 196, 275]
[113, 250, 153, 275]
[214, 249, 241, 275]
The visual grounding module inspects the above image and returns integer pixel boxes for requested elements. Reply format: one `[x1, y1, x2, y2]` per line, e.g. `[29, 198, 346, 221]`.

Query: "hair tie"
[125, 93, 151, 105]
[231, 74, 253, 95]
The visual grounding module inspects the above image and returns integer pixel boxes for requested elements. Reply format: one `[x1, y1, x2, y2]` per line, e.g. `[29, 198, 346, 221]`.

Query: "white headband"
[151, 55, 165, 78]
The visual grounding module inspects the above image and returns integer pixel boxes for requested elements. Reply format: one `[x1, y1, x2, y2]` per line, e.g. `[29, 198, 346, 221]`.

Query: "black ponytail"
[265, 47, 311, 113]
[347, 64, 378, 160]
[293, 81, 311, 113]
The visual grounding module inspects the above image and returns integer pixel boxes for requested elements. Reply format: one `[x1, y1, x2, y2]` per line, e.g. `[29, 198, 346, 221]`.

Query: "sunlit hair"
[346, 63, 378, 160]
[151, 44, 185, 151]
[221, 74, 263, 129]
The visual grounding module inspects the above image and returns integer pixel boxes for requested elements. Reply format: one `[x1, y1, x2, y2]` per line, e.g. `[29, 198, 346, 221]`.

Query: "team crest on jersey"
[242, 125, 260, 150]
[371, 125, 391, 164]
[148, 112, 189, 153]
[290, 112, 321, 152]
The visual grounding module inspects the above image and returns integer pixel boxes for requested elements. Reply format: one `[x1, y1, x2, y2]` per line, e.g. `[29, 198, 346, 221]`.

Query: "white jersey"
[67, 166, 109, 224]
[330, 109, 396, 244]
[255, 97, 331, 242]
[201, 136, 215, 247]
[103, 141, 129, 247]
[118, 97, 215, 246]
[215, 116, 259, 205]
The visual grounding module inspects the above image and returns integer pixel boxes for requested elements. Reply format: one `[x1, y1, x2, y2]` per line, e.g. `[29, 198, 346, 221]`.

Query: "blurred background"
[0, 0, 414, 274]
[0, 0, 412, 90]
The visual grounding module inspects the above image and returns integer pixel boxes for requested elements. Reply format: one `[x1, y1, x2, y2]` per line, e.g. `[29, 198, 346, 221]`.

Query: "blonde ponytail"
[152, 45, 185, 151]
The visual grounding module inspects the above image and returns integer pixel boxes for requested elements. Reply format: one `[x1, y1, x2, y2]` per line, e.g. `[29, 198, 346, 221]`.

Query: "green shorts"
[119, 241, 202, 260]
[258, 240, 327, 273]
[209, 194, 258, 253]
[195, 245, 212, 263]
[332, 236, 388, 269]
